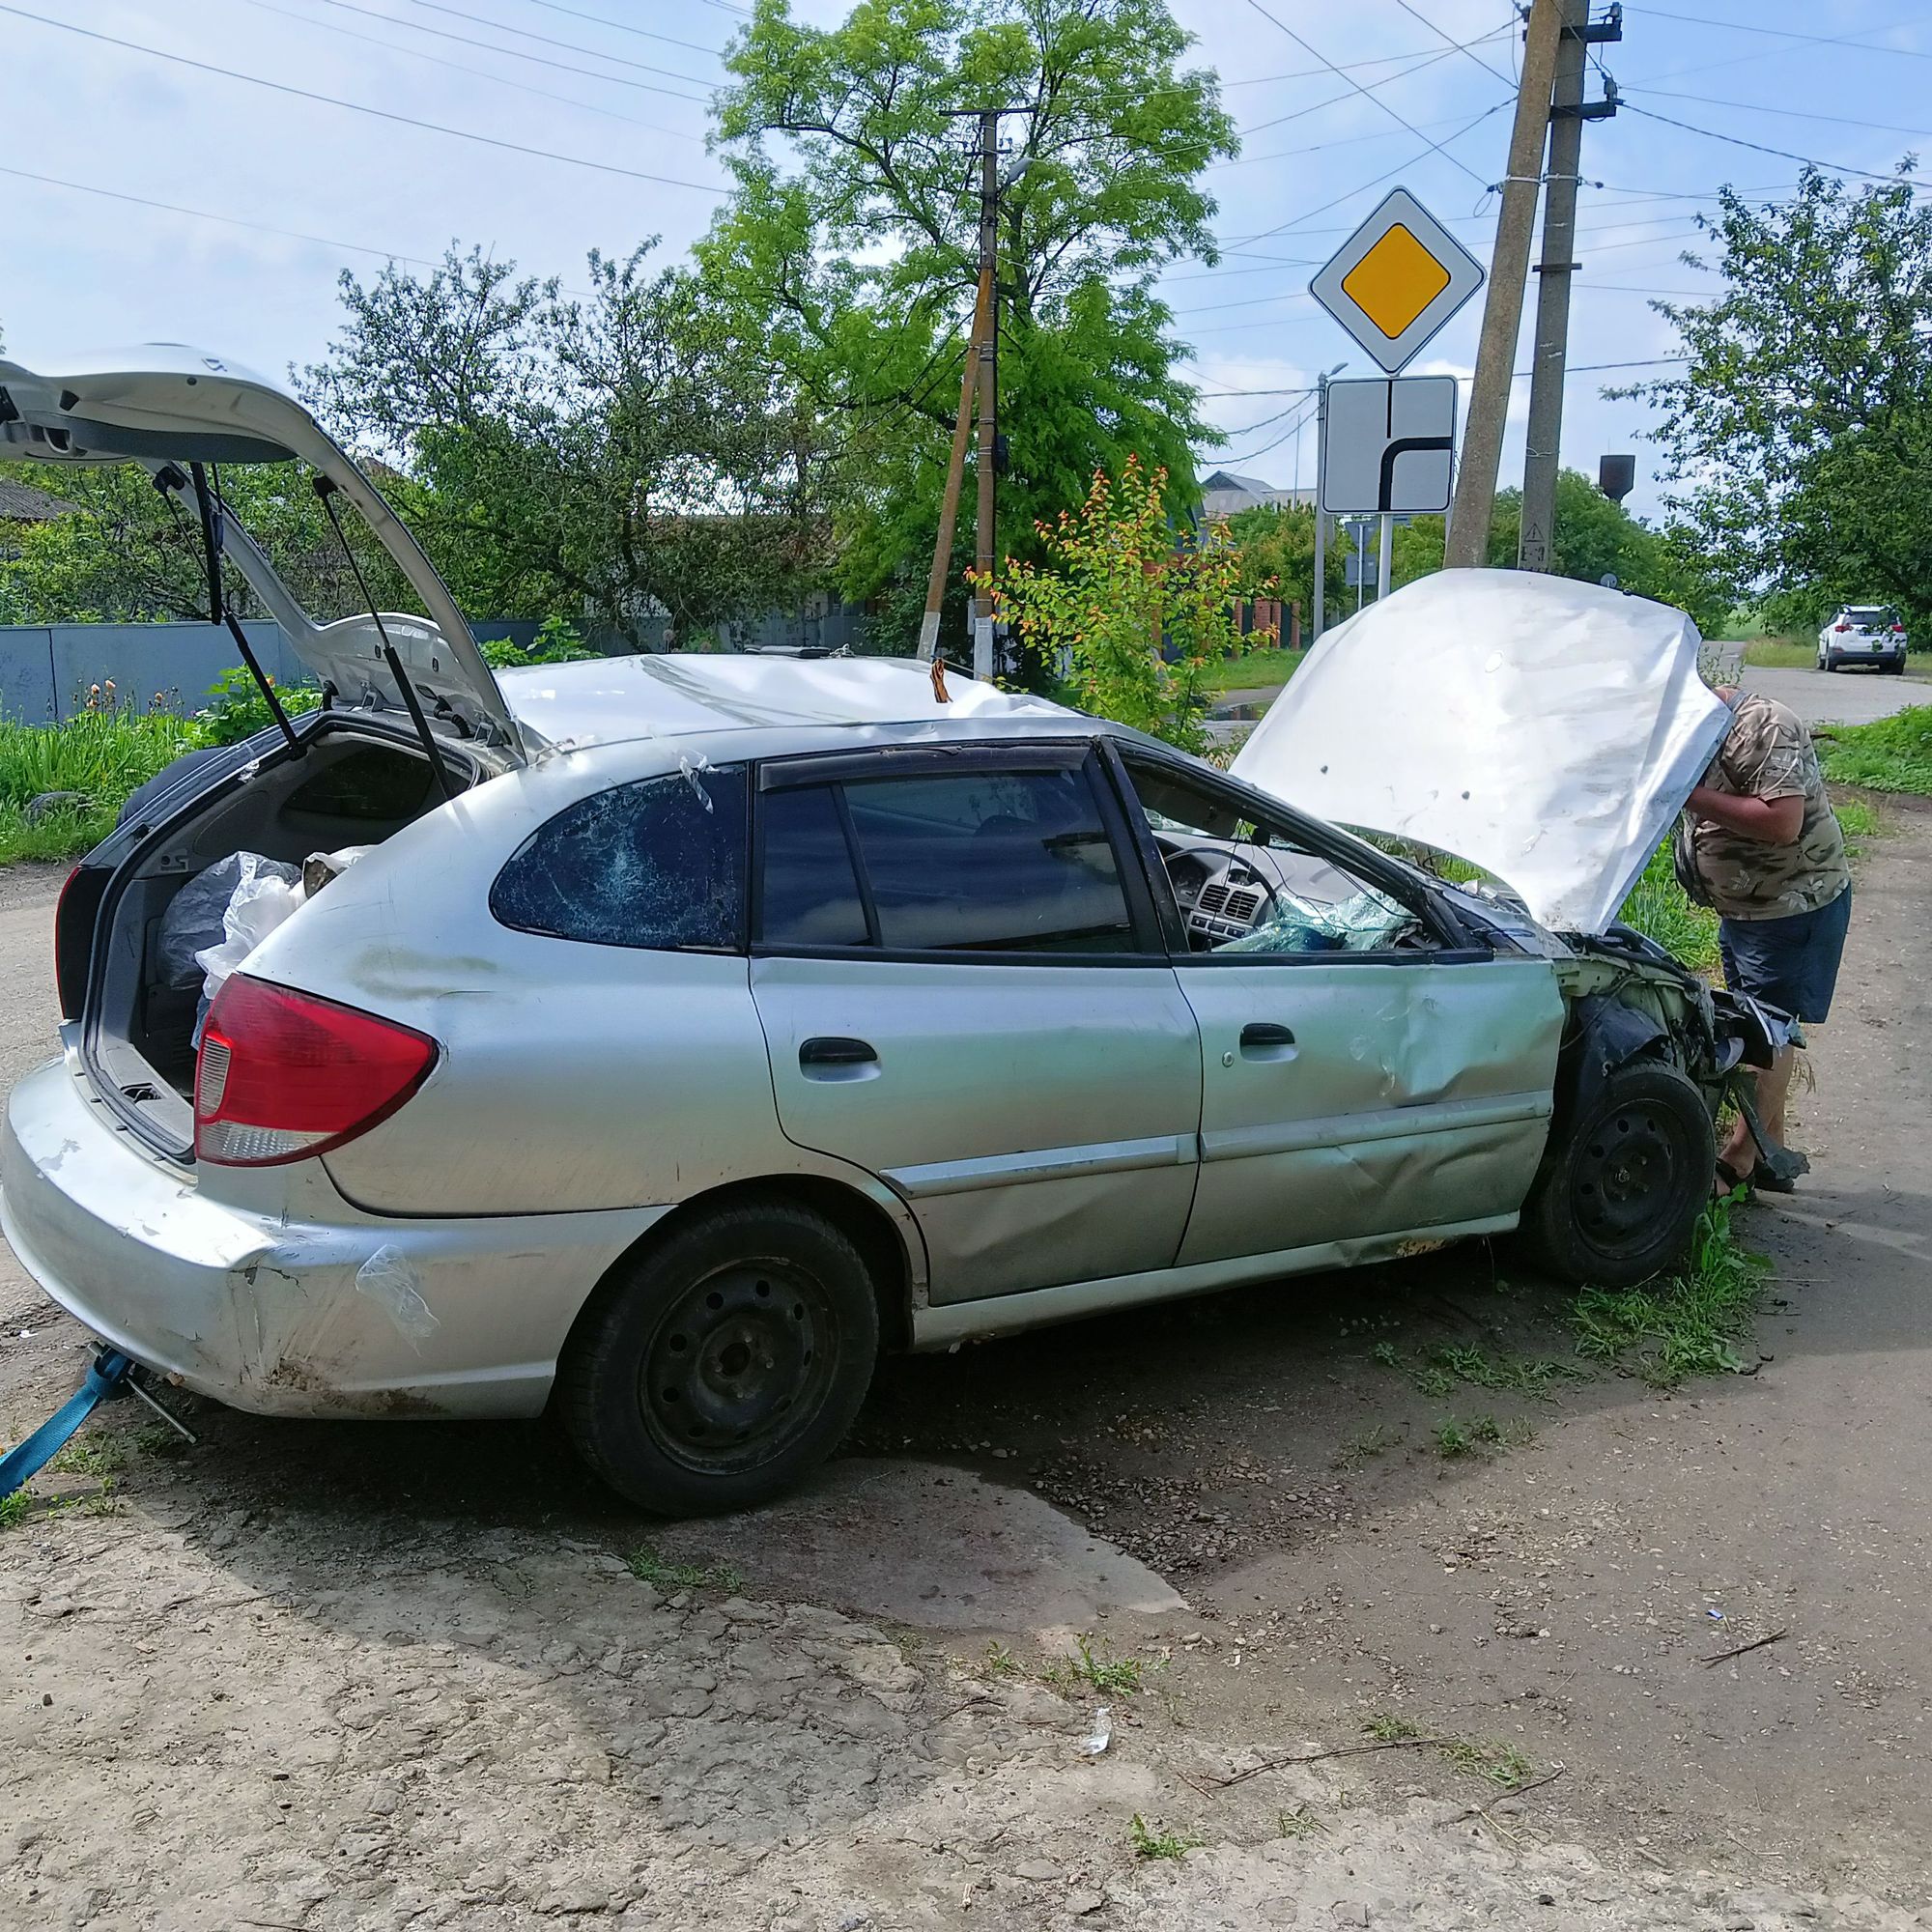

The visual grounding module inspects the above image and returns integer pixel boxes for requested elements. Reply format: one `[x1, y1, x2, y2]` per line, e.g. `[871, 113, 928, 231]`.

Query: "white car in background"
[1817, 605, 1909, 673]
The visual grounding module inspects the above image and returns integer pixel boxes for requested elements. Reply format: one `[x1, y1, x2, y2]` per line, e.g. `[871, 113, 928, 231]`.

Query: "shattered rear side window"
[490, 766, 748, 952]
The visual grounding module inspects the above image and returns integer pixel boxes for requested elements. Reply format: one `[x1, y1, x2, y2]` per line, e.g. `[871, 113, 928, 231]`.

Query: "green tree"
[0, 456, 412, 626]
[301, 243, 832, 647]
[1618, 166, 1932, 634]
[1225, 503, 1343, 622]
[1485, 471, 1729, 633]
[983, 457, 1241, 750]
[702, 0, 1237, 649]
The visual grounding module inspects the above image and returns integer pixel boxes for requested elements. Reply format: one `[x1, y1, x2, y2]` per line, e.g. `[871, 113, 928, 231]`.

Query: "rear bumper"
[1, 1056, 668, 1420]
[1826, 643, 1904, 662]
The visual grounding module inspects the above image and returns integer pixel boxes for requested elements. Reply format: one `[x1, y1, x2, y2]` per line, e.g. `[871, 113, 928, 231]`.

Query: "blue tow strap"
[0, 1350, 135, 1500]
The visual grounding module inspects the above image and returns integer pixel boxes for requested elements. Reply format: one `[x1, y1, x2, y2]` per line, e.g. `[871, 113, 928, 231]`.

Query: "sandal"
[1713, 1158, 1754, 1199]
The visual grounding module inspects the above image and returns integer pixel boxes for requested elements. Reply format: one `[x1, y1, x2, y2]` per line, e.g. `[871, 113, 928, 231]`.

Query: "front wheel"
[558, 1197, 880, 1516]
[1516, 1061, 1716, 1289]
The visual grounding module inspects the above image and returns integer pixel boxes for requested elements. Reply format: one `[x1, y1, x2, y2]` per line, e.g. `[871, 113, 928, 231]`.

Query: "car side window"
[757, 762, 1141, 956]
[491, 765, 748, 951]
[759, 784, 870, 948]
[1119, 755, 1437, 958]
[841, 767, 1138, 954]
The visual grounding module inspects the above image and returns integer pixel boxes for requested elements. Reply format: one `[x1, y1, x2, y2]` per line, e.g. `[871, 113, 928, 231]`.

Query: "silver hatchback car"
[0, 351, 1776, 1515]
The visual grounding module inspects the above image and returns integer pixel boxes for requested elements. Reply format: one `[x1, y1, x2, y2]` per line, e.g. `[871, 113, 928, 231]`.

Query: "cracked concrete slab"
[655, 1457, 1186, 1632]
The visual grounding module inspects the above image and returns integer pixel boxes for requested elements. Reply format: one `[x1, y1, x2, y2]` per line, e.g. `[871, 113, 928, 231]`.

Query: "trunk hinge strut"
[312, 475, 458, 804]
[185, 462, 304, 759]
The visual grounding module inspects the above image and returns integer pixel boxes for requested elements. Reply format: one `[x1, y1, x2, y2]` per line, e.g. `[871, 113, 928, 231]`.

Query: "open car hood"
[1232, 570, 1730, 933]
[0, 345, 526, 759]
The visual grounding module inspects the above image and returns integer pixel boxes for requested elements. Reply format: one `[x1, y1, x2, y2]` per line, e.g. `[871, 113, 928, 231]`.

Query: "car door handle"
[799, 1036, 880, 1077]
[1238, 1021, 1298, 1063]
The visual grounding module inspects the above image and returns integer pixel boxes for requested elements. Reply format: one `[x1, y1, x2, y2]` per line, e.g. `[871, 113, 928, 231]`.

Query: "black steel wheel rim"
[1572, 1098, 1695, 1258]
[638, 1258, 839, 1476]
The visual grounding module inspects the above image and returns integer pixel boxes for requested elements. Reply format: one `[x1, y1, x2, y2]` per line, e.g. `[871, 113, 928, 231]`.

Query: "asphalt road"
[1740, 663, 1926, 725]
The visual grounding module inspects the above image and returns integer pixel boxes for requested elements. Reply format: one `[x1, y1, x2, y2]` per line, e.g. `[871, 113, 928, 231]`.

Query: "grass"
[1433, 1413, 1534, 1458]
[1364, 1712, 1424, 1743]
[1278, 1804, 1325, 1839]
[1333, 1422, 1401, 1469]
[1129, 1814, 1202, 1861]
[0, 703, 199, 865]
[1738, 639, 1817, 669]
[44, 1435, 128, 1479]
[0, 1492, 30, 1531]
[1047, 1634, 1146, 1695]
[983, 1641, 1020, 1677]
[1817, 705, 1932, 796]
[1439, 1737, 1536, 1789]
[1191, 645, 1305, 698]
[624, 1544, 742, 1593]
[1415, 1344, 1586, 1400]
[1571, 1188, 1769, 1386]
[1618, 843, 1720, 973]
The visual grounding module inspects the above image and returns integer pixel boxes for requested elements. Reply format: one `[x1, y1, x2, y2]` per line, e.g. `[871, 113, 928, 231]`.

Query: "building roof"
[0, 475, 79, 523]
[1199, 469, 1279, 495]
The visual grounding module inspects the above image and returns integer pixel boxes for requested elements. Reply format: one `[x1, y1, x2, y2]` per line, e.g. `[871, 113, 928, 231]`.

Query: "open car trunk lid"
[1231, 570, 1730, 933]
[0, 345, 528, 763]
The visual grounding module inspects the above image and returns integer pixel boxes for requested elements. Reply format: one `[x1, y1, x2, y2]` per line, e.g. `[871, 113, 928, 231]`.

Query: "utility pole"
[973, 107, 999, 681]
[916, 267, 991, 664]
[1377, 513, 1394, 603]
[1519, 0, 1621, 570]
[1443, 0, 1565, 568]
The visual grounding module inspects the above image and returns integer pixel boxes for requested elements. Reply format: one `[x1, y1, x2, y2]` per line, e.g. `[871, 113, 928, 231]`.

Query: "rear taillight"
[1835, 622, 1851, 632]
[1893, 624, 1906, 634]
[194, 975, 437, 1167]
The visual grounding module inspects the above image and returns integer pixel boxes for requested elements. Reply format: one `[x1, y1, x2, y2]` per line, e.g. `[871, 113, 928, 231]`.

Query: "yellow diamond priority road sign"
[1310, 188, 1484, 375]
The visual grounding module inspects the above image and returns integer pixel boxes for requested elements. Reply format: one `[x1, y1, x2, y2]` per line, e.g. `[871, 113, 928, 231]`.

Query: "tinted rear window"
[491, 765, 747, 951]
[758, 783, 870, 948]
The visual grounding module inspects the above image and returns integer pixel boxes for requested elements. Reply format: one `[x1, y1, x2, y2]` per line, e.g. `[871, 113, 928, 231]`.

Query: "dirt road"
[2, 818, 1927, 1930]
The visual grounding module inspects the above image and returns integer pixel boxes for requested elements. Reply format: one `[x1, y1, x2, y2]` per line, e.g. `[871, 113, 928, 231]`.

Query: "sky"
[2, 0, 1928, 526]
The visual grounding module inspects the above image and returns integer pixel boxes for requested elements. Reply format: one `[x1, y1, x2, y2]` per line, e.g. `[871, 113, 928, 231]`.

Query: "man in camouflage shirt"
[1680, 687, 1851, 1191]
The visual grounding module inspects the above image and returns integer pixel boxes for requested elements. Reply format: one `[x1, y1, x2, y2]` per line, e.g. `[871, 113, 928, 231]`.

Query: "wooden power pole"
[1443, 0, 1565, 569]
[917, 265, 992, 664]
[1519, 0, 1620, 570]
[972, 108, 1000, 680]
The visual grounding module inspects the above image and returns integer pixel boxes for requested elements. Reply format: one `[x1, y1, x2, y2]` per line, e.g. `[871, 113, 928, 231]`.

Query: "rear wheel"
[1518, 1062, 1715, 1289]
[559, 1198, 880, 1516]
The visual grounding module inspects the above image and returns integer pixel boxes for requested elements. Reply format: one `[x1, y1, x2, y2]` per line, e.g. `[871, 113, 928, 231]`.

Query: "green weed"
[1439, 1738, 1536, 1789]
[1048, 1634, 1145, 1695]
[134, 1424, 190, 1461]
[1571, 1191, 1769, 1386]
[45, 1435, 128, 1479]
[1411, 1366, 1456, 1399]
[1370, 1341, 1401, 1369]
[1364, 1712, 1424, 1743]
[1333, 1423, 1400, 1469]
[1432, 1413, 1531, 1458]
[624, 1545, 742, 1593]
[983, 1641, 1020, 1677]
[1277, 1804, 1324, 1839]
[1129, 1814, 1202, 1861]
[1423, 1345, 1585, 1400]
[1833, 797, 1881, 839]
[0, 1492, 30, 1531]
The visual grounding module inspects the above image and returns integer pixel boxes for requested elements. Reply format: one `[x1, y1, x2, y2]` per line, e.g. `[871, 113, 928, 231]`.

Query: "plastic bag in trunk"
[156, 853, 301, 990]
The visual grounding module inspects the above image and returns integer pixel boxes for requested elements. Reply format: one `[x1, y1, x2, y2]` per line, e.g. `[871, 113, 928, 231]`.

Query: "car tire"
[1516, 1061, 1716, 1290]
[558, 1197, 880, 1517]
[1824, 654, 1839, 673]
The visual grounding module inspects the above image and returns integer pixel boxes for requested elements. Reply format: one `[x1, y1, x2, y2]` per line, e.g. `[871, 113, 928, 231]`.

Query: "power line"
[0, 7, 728, 194]
[0, 162, 446, 270]
[242, 0, 706, 140]
[1385, 0, 1518, 87]
[1631, 87, 1932, 143]
[398, 0, 717, 88]
[1629, 6, 1932, 63]
[454, 0, 727, 58]
[1227, 100, 1512, 248]
[1622, 104, 1932, 189]
[1234, 0, 1503, 190]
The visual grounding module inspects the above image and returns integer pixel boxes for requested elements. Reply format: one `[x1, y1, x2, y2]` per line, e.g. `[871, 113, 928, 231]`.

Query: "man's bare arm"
[1688, 786, 1805, 844]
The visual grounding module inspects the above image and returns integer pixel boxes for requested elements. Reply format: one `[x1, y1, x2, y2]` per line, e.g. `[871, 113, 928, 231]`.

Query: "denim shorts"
[1719, 888, 1852, 1025]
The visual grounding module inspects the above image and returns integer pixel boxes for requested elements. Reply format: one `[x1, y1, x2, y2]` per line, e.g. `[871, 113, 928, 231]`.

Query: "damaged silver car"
[0, 350, 1782, 1516]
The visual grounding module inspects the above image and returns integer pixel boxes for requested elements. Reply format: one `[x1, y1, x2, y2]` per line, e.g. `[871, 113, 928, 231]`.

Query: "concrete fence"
[0, 604, 875, 724]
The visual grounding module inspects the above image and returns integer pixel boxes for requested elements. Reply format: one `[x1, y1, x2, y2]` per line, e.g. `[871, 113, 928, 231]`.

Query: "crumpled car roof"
[497, 652, 1072, 748]
[1232, 569, 1730, 933]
